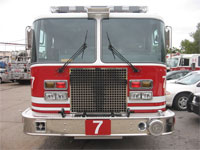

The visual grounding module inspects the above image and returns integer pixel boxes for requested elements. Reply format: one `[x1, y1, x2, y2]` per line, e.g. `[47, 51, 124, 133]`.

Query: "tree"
[181, 23, 200, 53]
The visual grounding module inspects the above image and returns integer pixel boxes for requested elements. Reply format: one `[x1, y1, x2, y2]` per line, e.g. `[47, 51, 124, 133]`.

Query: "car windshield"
[176, 73, 200, 85]
[32, 18, 96, 63]
[101, 18, 165, 63]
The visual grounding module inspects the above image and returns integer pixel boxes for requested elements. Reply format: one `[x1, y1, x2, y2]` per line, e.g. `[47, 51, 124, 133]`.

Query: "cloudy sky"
[0, 0, 200, 51]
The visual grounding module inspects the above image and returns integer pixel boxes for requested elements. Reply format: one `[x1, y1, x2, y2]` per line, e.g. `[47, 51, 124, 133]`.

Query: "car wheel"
[173, 93, 190, 111]
[0, 78, 2, 84]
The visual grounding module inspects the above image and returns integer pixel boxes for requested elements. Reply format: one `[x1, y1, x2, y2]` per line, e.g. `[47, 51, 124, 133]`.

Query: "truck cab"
[22, 6, 175, 139]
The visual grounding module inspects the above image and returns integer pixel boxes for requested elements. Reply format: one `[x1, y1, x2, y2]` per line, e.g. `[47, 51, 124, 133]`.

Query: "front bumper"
[22, 108, 175, 138]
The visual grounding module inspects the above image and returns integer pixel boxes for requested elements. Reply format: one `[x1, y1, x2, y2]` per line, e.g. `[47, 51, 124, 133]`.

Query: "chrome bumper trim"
[22, 108, 175, 138]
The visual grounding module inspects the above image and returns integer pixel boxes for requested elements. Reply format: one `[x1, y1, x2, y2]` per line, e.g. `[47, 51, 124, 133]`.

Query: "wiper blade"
[58, 30, 88, 73]
[106, 32, 139, 73]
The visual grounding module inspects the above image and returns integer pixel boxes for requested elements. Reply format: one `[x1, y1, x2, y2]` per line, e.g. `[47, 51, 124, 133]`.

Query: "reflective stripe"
[32, 103, 70, 107]
[32, 96, 70, 104]
[128, 102, 165, 107]
[128, 105, 166, 110]
[32, 109, 70, 114]
[32, 106, 70, 111]
[132, 108, 166, 113]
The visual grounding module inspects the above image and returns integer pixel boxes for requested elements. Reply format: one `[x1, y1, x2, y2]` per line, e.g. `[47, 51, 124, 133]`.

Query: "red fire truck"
[22, 6, 175, 139]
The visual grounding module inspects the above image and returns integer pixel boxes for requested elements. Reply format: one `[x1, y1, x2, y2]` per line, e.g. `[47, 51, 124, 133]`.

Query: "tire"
[0, 78, 2, 84]
[173, 93, 190, 111]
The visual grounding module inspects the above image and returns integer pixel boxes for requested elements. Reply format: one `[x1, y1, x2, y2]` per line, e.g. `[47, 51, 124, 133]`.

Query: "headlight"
[129, 92, 141, 100]
[129, 91, 152, 100]
[45, 92, 68, 100]
[141, 92, 153, 100]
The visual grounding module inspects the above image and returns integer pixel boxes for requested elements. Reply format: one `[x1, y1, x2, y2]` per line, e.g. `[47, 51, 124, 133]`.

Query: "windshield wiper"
[106, 32, 139, 73]
[57, 30, 88, 73]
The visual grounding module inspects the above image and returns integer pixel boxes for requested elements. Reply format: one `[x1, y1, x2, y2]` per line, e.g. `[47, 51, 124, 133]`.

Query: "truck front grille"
[70, 68, 127, 113]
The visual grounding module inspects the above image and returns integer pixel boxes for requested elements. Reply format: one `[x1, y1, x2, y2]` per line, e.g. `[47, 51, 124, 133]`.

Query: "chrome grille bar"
[70, 68, 127, 113]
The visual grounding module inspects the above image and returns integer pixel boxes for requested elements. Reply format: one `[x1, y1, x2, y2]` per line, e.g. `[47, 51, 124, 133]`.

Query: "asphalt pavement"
[0, 82, 200, 150]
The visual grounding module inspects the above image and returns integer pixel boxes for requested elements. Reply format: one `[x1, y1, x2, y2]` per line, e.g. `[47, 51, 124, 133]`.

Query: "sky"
[0, 0, 200, 51]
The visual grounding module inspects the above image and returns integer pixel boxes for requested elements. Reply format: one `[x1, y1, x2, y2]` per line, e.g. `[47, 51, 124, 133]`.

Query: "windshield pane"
[177, 73, 200, 85]
[101, 18, 165, 63]
[169, 58, 179, 67]
[32, 18, 96, 63]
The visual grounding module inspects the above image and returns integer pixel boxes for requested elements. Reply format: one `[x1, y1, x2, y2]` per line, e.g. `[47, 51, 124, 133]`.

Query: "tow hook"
[58, 108, 66, 118]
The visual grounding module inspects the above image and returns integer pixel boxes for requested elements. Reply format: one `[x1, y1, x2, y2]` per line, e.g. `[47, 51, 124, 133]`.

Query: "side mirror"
[25, 26, 33, 50]
[165, 26, 172, 49]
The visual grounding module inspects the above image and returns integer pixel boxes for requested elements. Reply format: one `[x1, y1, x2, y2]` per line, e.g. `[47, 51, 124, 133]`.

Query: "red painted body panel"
[31, 65, 166, 97]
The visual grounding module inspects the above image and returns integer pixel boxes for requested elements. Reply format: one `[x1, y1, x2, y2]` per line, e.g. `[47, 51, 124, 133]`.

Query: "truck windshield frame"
[32, 18, 96, 63]
[101, 18, 166, 63]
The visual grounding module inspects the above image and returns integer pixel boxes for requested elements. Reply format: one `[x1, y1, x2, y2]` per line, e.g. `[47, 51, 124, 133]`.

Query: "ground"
[0, 82, 200, 150]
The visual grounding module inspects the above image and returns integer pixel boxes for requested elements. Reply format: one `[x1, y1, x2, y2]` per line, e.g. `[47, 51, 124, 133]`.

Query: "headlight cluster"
[129, 79, 153, 100]
[129, 91, 153, 100]
[44, 80, 68, 101]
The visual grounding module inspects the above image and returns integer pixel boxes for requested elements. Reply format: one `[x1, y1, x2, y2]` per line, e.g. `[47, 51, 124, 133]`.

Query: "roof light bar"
[50, 6, 87, 13]
[50, 6, 148, 14]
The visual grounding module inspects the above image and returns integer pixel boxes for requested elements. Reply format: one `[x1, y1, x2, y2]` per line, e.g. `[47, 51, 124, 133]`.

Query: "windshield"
[176, 73, 200, 85]
[169, 57, 179, 67]
[101, 18, 165, 63]
[32, 18, 96, 63]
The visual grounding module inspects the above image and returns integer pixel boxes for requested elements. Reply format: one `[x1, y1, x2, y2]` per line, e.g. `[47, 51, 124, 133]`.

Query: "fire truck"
[168, 54, 200, 71]
[22, 6, 175, 139]
[8, 50, 31, 83]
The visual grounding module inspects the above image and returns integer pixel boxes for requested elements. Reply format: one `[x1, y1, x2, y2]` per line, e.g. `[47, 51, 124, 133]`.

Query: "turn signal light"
[141, 80, 152, 88]
[44, 80, 68, 90]
[45, 81, 55, 88]
[129, 80, 153, 89]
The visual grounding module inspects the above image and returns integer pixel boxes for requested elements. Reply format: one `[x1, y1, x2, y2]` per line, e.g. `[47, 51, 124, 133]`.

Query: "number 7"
[93, 120, 103, 134]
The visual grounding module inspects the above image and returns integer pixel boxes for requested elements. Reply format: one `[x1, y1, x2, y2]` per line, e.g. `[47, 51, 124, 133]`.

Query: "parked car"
[0, 68, 10, 84]
[166, 70, 190, 80]
[166, 71, 200, 111]
[187, 93, 200, 116]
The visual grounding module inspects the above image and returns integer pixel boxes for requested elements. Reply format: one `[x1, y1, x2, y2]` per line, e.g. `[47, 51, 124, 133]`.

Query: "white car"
[0, 68, 10, 84]
[166, 71, 200, 111]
